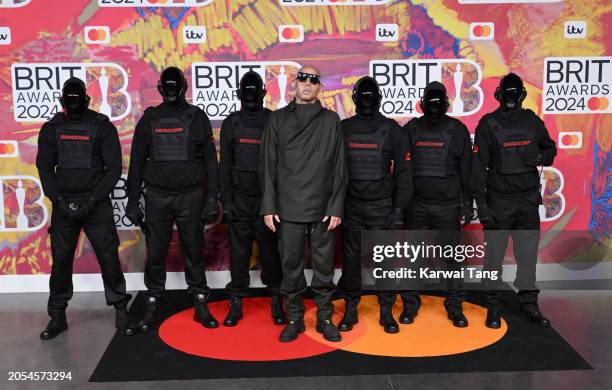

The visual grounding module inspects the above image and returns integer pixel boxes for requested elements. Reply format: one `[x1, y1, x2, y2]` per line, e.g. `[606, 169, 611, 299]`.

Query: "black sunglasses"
[296, 72, 321, 85]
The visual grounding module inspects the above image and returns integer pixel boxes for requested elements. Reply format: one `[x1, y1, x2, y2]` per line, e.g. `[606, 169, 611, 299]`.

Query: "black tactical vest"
[53, 115, 101, 170]
[410, 120, 455, 178]
[231, 113, 263, 173]
[345, 122, 391, 181]
[150, 105, 197, 162]
[487, 116, 535, 175]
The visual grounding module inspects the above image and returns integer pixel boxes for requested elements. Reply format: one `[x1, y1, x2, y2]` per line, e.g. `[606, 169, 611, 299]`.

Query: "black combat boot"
[271, 295, 287, 325]
[379, 305, 399, 334]
[194, 293, 219, 328]
[40, 311, 68, 340]
[338, 297, 360, 332]
[485, 309, 502, 329]
[520, 307, 551, 327]
[447, 309, 469, 328]
[223, 296, 243, 327]
[115, 301, 136, 336]
[138, 296, 158, 333]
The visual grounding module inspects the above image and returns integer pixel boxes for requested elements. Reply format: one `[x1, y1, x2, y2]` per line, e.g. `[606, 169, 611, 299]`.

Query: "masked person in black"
[260, 66, 347, 343]
[36, 77, 133, 340]
[338, 76, 412, 334]
[126, 67, 220, 332]
[401, 81, 473, 328]
[219, 71, 286, 327]
[471, 73, 557, 328]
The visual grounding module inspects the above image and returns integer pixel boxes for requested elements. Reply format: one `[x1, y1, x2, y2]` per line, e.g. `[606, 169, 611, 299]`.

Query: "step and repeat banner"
[0, 0, 610, 284]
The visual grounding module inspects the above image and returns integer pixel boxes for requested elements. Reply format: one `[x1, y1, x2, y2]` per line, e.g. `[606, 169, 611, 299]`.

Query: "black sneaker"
[316, 319, 342, 342]
[279, 319, 305, 343]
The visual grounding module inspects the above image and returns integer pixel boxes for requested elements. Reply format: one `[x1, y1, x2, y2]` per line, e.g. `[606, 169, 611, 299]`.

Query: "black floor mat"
[90, 289, 591, 382]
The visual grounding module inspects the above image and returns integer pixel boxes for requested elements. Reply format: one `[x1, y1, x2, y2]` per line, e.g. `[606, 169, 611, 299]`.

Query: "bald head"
[294, 65, 323, 104]
[298, 65, 321, 76]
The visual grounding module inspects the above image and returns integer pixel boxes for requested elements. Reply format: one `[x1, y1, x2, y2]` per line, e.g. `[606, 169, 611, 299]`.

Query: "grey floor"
[1, 291, 611, 390]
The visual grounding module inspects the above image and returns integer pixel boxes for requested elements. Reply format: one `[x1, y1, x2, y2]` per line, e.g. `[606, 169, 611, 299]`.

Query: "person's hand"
[71, 197, 96, 219]
[323, 216, 342, 230]
[264, 214, 280, 232]
[222, 202, 234, 224]
[521, 145, 543, 167]
[55, 197, 75, 217]
[476, 204, 496, 229]
[126, 207, 147, 234]
[459, 202, 475, 227]
[384, 208, 404, 229]
[202, 198, 220, 224]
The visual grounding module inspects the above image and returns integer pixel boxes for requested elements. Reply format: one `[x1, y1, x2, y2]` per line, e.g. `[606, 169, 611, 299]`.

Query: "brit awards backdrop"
[0, 0, 610, 284]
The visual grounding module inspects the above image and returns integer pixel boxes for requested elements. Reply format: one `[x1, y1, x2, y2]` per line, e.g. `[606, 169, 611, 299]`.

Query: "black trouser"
[226, 192, 283, 297]
[144, 187, 209, 298]
[484, 192, 540, 311]
[339, 196, 396, 305]
[401, 199, 466, 314]
[47, 199, 131, 316]
[278, 219, 336, 322]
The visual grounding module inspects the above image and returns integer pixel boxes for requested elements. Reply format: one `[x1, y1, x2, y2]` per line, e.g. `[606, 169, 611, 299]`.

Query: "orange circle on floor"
[307, 295, 507, 357]
[158, 297, 338, 361]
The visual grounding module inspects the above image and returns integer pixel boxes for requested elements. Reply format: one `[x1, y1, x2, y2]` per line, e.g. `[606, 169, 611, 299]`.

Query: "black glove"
[56, 197, 86, 219]
[459, 202, 475, 227]
[521, 145, 543, 167]
[202, 198, 220, 224]
[71, 197, 96, 219]
[476, 204, 496, 229]
[126, 207, 147, 234]
[384, 207, 404, 229]
[222, 202, 235, 224]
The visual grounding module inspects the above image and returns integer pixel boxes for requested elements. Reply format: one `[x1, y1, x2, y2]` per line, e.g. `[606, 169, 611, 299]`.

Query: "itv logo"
[564, 21, 587, 39]
[376, 24, 399, 42]
[183, 26, 207, 44]
[0, 27, 11, 45]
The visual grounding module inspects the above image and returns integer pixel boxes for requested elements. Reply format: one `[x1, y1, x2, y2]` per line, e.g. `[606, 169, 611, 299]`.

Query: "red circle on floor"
[159, 298, 338, 361]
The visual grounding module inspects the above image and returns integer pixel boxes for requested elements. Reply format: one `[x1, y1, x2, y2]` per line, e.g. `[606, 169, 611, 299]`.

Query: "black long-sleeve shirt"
[219, 109, 271, 205]
[36, 109, 122, 203]
[470, 108, 557, 205]
[126, 101, 218, 211]
[260, 100, 347, 221]
[341, 112, 412, 210]
[403, 115, 472, 205]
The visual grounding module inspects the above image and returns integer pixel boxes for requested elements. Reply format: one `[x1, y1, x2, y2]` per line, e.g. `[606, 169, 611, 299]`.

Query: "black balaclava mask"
[352, 76, 381, 117]
[420, 81, 449, 124]
[59, 77, 90, 120]
[495, 72, 526, 111]
[237, 71, 266, 112]
[158, 66, 187, 107]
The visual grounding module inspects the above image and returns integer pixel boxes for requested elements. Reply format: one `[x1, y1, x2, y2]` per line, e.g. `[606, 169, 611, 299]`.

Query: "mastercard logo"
[84, 26, 110, 44]
[587, 96, 609, 111]
[558, 131, 583, 149]
[0, 141, 19, 158]
[278, 25, 304, 43]
[469, 22, 494, 40]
